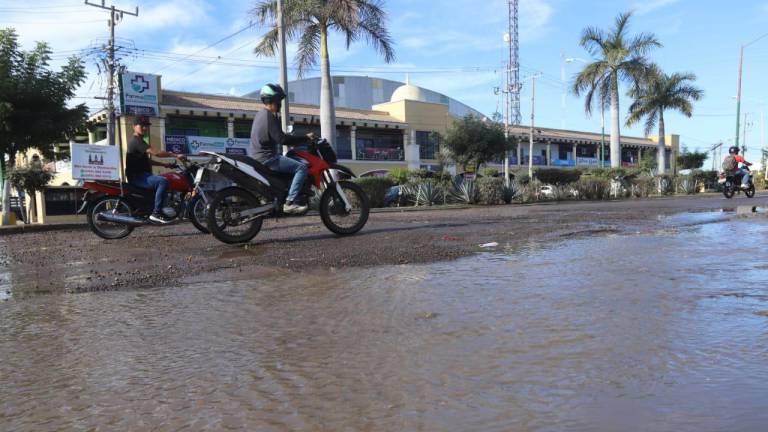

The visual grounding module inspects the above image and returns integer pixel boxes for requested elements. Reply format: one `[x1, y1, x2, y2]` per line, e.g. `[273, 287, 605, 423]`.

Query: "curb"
[0, 223, 87, 235]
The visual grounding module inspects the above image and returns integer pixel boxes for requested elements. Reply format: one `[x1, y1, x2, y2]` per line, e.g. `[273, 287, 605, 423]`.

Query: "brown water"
[2, 216, 768, 431]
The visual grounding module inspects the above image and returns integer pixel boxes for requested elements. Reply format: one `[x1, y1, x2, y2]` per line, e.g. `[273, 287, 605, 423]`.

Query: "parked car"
[540, 185, 579, 199]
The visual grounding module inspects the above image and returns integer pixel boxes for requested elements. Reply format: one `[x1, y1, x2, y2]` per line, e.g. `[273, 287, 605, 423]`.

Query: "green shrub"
[388, 168, 410, 185]
[513, 170, 531, 185]
[675, 176, 697, 195]
[573, 178, 611, 200]
[655, 175, 675, 195]
[481, 167, 500, 178]
[449, 179, 478, 204]
[477, 177, 504, 205]
[629, 177, 654, 198]
[534, 168, 582, 185]
[411, 180, 446, 206]
[502, 184, 515, 204]
[353, 177, 395, 208]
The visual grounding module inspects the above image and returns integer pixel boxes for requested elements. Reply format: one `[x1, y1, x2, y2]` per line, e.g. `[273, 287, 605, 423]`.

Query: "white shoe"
[283, 203, 308, 214]
[742, 184, 752, 190]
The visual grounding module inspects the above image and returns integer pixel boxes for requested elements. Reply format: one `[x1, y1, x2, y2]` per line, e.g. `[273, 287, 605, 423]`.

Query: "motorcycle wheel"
[745, 183, 756, 198]
[319, 181, 370, 236]
[723, 183, 735, 199]
[207, 188, 264, 244]
[187, 195, 210, 234]
[87, 196, 135, 240]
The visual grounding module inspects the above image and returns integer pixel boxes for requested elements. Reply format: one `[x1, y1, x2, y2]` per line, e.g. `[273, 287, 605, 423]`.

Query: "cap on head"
[729, 146, 740, 155]
[260, 83, 286, 104]
[133, 116, 151, 126]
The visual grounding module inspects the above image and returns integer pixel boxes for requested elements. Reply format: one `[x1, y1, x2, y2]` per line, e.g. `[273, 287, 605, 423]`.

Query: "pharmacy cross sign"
[131, 75, 150, 93]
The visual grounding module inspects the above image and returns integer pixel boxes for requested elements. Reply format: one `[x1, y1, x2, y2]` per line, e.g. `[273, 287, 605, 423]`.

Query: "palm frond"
[295, 23, 321, 78]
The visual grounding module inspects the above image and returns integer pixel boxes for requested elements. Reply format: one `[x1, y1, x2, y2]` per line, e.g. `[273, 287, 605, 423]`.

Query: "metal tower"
[508, 0, 521, 125]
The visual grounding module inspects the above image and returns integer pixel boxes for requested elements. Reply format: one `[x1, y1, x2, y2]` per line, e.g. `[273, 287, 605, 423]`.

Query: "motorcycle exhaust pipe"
[96, 212, 147, 226]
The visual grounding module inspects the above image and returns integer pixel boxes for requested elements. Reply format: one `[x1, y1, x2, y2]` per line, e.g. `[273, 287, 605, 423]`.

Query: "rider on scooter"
[251, 83, 317, 214]
[723, 146, 752, 189]
[126, 116, 186, 224]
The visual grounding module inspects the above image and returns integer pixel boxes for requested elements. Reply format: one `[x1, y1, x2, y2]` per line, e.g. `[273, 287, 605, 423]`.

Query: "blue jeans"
[736, 168, 751, 186]
[129, 172, 168, 213]
[264, 156, 308, 202]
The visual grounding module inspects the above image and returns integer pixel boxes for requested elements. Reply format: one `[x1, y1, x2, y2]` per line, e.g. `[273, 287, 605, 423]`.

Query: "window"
[356, 128, 404, 161]
[166, 116, 227, 137]
[234, 119, 251, 139]
[416, 131, 439, 160]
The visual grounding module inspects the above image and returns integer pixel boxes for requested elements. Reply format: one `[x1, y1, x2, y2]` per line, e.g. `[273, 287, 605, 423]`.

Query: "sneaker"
[283, 202, 308, 215]
[742, 184, 752, 190]
[149, 212, 172, 224]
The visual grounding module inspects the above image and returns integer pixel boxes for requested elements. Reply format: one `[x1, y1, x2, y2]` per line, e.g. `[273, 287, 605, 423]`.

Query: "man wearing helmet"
[251, 83, 316, 214]
[722, 146, 752, 189]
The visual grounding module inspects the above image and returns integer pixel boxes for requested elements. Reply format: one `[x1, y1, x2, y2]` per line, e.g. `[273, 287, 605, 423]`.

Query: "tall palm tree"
[252, 0, 395, 149]
[572, 11, 661, 168]
[626, 66, 703, 174]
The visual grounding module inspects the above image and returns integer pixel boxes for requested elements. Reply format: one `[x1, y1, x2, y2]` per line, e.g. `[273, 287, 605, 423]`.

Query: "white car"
[540, 185, 579, 198]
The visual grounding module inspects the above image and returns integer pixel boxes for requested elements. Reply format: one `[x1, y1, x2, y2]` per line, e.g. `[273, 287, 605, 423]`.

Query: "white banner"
[186, 136, 251, 156]
[71, 143, 120, 180]
[121, 71, 160, 116]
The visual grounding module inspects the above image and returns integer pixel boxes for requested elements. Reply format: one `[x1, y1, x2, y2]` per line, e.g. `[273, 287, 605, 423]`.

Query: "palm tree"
[572, 11, 661, 168]
[252, 0, 395, 149]
[626, 66, 703, 174]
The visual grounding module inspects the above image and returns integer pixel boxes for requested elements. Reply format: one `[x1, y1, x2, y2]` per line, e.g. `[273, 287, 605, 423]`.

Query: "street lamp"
[735, 31, 768, 148]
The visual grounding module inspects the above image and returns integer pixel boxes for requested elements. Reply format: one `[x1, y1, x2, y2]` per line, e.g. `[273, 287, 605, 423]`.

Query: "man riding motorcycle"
[722, 146, 752, 189]
[251, 83, 316, 214]
[126, 115, 186, 224]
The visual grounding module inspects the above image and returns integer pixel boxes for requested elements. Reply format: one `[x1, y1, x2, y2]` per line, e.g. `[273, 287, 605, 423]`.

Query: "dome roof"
[390, 84, 428, 103]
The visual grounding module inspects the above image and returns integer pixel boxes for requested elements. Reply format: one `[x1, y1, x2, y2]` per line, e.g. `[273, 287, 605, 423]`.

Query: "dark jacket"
[250, 108, 305, 162]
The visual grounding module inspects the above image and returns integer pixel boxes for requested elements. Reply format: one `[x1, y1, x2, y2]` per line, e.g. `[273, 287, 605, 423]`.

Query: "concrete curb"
[0, 223, 87, 235]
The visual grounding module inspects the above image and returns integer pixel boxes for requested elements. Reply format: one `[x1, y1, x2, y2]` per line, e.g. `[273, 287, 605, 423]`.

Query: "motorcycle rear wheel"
[87, 196, 135, 240]
[723, 183, 735, 199]
[188, 195, 210, 234]
[319, 181, 370, 235]
[207, 188, 265, 244]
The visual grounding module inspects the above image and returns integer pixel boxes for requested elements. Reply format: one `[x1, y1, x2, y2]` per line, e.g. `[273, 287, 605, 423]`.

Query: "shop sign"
[71, 143, 120, 180]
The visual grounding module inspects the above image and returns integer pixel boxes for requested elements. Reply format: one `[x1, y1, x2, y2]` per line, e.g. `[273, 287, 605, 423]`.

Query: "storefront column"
[350, 126, 357, 160]
[516, 139, 522, 166]
[546, 142, 552, 166]
[406, 129, 419, 170]
[227, 118, 234, 139]
[572, 143, 578, 163]
[158, 117, 166, 150]
[638, 147, 643, 164]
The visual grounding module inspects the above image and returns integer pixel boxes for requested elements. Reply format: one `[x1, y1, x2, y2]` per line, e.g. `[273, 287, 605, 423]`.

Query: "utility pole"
[502, 0, 520, 186]
[276, 0, 290, 136]
[734, 31, 768, 147]
[528, 75, 537, 179]
[85, 1, 139, 148]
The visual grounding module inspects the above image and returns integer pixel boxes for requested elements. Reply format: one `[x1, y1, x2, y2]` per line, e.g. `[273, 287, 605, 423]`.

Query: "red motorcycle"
[79, 159, 211, 239]
[203, 138, 370, 244]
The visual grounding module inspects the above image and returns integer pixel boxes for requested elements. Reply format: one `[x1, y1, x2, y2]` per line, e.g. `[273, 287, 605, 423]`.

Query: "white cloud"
[632, 0, 682, 15]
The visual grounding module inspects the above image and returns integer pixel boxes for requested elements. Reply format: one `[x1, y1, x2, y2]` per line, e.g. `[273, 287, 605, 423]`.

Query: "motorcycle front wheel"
[187, 194, 210, 234]
[207, 188, 265, 244]
[319, 181, 370, 235]
[745, 183, 756, 198]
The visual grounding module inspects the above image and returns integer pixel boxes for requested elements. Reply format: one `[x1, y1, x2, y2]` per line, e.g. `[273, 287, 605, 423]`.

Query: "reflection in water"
[2, 219, 768, 431]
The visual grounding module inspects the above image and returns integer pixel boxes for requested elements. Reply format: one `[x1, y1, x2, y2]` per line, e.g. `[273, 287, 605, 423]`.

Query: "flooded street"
[2, 213, 768, 431]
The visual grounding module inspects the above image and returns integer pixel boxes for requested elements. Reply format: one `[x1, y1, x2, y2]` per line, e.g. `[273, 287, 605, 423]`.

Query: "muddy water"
[2, 218, 768, 431]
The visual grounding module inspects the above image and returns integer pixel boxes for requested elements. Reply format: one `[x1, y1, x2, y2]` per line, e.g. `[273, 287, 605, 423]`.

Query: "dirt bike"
[202, 138, 370, 244]
[79, 159, 211, 239]
[719, 167, 756, 199]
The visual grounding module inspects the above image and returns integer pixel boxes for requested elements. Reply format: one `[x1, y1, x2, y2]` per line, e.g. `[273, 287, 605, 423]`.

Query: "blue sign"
[225, 148, 247, 155]
[164, 135, 187, 154]
[552, 159, 576, 167]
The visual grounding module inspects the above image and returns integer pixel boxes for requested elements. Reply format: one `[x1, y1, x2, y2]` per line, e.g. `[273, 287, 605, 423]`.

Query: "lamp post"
[734, 31, 768, 147]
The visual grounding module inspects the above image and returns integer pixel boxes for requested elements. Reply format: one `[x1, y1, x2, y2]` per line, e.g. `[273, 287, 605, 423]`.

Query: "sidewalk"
[0, 222, 86, 235]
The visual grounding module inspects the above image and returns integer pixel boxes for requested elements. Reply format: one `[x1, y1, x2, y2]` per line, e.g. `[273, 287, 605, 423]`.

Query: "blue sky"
[3, 0, 768, 164]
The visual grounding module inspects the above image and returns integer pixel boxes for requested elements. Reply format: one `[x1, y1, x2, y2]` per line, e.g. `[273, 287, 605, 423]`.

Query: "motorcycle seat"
[225, 154, 298, 184]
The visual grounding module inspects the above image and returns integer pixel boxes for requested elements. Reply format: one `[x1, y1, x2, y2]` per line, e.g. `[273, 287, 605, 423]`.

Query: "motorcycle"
[79, 158, 212, 239]
[719, 167, 756, 199]
[202, 138, 370, 244]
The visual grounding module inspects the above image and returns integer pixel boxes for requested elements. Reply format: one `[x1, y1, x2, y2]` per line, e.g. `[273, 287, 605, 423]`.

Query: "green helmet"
[260, 83, 286, 103]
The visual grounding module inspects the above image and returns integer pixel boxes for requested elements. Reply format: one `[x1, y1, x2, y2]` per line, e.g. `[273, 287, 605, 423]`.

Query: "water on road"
[2, 216, 768, 431]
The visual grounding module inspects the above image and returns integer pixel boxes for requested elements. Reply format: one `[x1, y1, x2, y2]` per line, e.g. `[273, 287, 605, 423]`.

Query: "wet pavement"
[2, 195, 768, 431]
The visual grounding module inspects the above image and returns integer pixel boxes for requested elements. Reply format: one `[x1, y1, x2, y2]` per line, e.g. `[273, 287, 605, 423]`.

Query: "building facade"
[87, 77, 678, 177]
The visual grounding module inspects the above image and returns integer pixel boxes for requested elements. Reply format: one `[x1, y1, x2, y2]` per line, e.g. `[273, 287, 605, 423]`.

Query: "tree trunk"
[319, 25, 337, 150]
[610, 73, 621, 168]
[657, 112, 666, 175]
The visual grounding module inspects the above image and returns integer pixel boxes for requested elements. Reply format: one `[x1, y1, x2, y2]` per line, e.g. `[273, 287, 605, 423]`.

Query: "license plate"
[194, 167, 205, 184]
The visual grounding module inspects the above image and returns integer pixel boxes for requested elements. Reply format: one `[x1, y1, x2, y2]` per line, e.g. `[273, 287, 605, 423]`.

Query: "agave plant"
[413, 181, 444, 206]
[449, 179, 477, 204]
